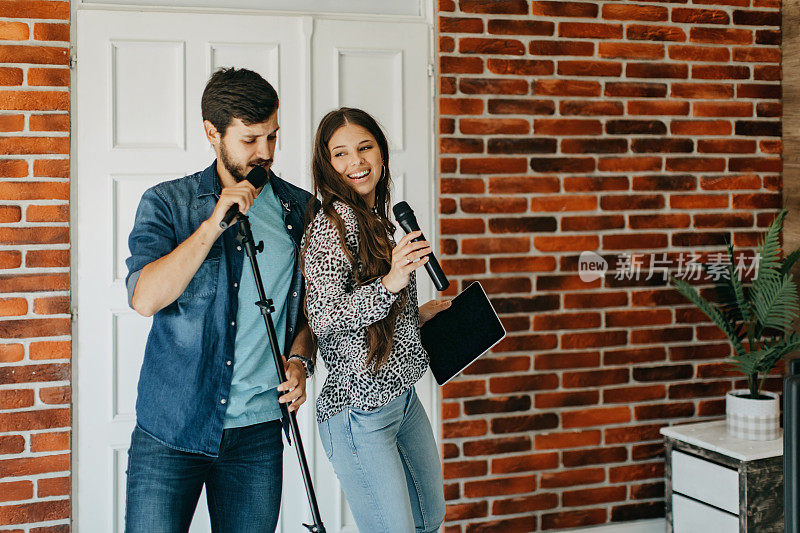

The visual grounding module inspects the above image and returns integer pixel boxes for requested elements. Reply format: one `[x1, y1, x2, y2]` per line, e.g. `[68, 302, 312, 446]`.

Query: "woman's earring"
[381, 164, 386, 179]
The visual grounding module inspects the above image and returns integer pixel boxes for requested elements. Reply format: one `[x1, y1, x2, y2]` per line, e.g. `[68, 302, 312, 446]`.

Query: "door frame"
[69, 1, 438, 529]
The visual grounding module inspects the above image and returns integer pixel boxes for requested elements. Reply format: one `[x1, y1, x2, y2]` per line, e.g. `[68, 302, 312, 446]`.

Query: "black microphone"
[393, 201, 450, 291]
[219, 166, 269, 229]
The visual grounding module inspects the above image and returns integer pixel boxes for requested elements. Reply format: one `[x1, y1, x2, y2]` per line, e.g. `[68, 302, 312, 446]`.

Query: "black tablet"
[420, 281, 507, 385]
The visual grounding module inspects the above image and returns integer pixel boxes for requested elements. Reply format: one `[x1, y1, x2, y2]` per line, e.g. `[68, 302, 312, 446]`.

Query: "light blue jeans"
[318, 387, 445, 533]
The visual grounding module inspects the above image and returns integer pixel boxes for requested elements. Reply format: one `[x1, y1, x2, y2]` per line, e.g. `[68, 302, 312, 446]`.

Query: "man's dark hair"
[201, 67, 279, 136]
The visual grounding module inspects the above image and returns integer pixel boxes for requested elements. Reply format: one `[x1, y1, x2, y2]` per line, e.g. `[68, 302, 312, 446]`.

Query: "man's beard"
[219, 140, 271, 183]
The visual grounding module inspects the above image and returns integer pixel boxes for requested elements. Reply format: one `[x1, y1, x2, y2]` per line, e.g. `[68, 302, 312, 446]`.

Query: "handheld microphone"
[393, 201, 450, 291]
[219, 166, 269, 229]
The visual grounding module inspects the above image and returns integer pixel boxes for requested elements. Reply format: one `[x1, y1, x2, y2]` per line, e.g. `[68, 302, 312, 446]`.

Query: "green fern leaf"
[671, 276, 745, 356]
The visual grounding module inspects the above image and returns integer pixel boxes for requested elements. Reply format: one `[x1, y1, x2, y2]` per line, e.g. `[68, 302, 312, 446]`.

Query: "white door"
[76, 9, 433, 533]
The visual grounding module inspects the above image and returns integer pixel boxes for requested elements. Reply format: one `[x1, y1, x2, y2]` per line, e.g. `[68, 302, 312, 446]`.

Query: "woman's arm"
[304, 206, 434, 337]
[303, 212, 399, 336]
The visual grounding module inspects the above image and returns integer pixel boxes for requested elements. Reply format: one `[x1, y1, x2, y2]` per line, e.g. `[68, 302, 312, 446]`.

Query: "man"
[124, 67, 316, 532]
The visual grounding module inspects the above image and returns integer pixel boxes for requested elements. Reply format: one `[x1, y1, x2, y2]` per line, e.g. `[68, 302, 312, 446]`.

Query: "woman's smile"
[348, 168, 371, 181]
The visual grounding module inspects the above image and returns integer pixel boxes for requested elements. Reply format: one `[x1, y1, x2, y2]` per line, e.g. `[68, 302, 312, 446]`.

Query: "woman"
[301, 107, 448, 532]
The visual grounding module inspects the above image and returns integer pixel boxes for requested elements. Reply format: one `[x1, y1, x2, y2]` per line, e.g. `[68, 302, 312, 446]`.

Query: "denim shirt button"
[226, 360, 232, 366]
[233, 282, 238, 288]
[230, 321, 235, 327]
[237, 246, 242, 251]
[220, 398, 227, 405]
[287, 224, 293, 230]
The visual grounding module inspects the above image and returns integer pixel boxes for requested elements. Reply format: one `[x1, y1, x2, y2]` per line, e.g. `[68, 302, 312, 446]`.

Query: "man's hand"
[278, 357, 307, 413]
[207, 180, 258, 232]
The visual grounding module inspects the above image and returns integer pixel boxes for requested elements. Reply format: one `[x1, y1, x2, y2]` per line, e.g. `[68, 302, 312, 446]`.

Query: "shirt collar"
[268, 171, 293, 211]
[197, 161, 221, 198]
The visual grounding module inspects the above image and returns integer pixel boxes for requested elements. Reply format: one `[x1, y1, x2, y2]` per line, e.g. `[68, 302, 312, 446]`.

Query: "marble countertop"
[660, 419, 782, 461]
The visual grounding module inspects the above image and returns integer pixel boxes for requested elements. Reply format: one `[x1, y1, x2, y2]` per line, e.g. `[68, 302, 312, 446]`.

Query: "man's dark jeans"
[124, 420, 283, 533]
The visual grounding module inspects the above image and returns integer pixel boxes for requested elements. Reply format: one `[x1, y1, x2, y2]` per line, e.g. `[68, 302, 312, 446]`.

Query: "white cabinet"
[661, 420, 783, 533]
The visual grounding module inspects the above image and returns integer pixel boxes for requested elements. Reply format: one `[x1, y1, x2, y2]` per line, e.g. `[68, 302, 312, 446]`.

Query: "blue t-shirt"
[224, 179, 296, 428]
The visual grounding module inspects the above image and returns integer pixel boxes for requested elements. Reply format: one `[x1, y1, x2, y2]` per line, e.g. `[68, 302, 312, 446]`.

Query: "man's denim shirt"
[125, 161, 314, 456]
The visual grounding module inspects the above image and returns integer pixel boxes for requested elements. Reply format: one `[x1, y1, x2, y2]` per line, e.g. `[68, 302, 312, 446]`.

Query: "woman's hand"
[419, 299, 452, 326]
[381, 230, 432, 293]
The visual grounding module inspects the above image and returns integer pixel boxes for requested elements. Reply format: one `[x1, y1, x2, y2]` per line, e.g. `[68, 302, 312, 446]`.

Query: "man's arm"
[132, 220, 222, 316]
[288, 313, 316, 361]
[130, 181, 257, 317]
[278, 314, 315, 412]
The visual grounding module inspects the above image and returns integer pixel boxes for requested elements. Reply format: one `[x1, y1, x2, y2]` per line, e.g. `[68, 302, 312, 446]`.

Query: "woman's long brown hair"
[302, 107, 406, 372]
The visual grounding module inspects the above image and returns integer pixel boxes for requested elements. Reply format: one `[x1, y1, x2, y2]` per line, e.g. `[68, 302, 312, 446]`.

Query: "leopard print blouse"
[301, 201, 428, 423]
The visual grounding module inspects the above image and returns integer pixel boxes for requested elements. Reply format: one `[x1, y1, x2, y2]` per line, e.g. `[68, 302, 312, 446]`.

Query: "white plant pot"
[725, 390, 781, 441]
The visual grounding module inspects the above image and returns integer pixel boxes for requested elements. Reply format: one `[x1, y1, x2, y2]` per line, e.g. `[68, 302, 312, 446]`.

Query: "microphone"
[393, 201, 450, 291]
[219, 166, 269, 229]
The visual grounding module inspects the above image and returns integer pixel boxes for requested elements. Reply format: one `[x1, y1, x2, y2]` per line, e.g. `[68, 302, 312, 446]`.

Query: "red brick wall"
[0, 1, 72, 531]
[437, 0, 781, 531]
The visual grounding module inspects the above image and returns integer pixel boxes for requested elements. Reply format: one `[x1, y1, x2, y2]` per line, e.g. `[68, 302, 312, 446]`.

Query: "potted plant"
[671, 209, 800, 440]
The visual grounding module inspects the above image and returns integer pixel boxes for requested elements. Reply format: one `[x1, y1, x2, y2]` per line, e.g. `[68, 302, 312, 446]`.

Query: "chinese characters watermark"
[579, 251, 760, 283]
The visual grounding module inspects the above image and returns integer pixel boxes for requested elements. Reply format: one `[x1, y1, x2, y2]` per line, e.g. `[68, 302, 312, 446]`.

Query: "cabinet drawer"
[672, 450, 739, 514]
[673, 493, 739, 533]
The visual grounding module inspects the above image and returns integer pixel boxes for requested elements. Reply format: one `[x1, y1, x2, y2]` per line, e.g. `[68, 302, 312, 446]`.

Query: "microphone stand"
[236, 214, 326, 533]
